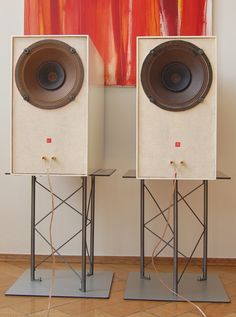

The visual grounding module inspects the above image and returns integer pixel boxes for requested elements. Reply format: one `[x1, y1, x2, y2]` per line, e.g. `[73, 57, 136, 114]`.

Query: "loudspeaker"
[11, 35, 104, 175]
[137, 36, 217, 179]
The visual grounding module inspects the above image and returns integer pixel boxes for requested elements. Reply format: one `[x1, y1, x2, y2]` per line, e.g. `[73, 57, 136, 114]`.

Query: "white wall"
[0, 0, 235, 259]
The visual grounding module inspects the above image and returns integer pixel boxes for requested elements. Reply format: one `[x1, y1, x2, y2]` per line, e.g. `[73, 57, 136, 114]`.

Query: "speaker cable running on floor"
[151, 165, 207, 317]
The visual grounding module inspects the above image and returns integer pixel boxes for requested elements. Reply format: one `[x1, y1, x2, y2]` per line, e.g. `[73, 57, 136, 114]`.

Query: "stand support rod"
[89, 176, 95, 276]
[30, 176, 36, 281]
[140, 180, 145, 279]
[173, 180, 178, 293]
[202, 180, 208, 280]
[81, 177, 87, 292]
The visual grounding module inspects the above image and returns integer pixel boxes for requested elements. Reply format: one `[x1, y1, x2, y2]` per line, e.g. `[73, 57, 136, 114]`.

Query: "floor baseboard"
[0, 254, 235, 267]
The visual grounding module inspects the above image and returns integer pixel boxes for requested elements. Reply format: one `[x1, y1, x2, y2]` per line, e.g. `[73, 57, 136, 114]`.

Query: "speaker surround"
[141, 40, 213, 112]
[15, 39, 84, 110]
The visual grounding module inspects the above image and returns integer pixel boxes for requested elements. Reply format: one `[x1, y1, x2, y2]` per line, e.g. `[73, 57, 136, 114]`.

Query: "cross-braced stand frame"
[124, 170, 230, 302]
[6, 169, 115, 298]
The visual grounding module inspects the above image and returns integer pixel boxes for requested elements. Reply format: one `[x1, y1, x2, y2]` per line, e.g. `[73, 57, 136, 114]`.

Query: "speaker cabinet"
[137, 37, 217, 179]
[11, 35, 104, 175]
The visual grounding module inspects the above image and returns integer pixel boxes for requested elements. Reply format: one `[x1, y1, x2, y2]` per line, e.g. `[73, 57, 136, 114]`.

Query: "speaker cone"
[141, 40, 213, 111]
[15, 39, 84, 110]
[161, 62, 191, 92]
[37, 61, 66, 91]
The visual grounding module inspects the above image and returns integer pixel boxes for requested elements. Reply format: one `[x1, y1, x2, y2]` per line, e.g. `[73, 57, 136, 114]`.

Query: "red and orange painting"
[24, 0, 212, 86]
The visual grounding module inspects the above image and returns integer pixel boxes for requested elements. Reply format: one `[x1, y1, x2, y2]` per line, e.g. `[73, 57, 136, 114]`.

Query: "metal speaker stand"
[6, 169, 116, 298]
[123, 170, 230, 303]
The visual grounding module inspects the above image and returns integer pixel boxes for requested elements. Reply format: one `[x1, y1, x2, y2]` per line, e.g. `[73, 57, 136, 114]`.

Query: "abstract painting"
[25, 0, 212, 86]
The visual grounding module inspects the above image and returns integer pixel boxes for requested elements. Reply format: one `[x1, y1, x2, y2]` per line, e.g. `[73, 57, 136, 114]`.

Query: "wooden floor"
[1, 261, 236, 317]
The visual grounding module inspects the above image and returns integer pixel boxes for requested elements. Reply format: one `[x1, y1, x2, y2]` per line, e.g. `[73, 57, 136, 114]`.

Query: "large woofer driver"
[15, 39, 84, 110]
[141, 40, 213, 111]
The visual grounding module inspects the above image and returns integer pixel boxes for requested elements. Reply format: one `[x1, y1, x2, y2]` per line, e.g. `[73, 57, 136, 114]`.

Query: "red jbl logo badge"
[46, 138, 52, 144]
[175, 141, 181, 147]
